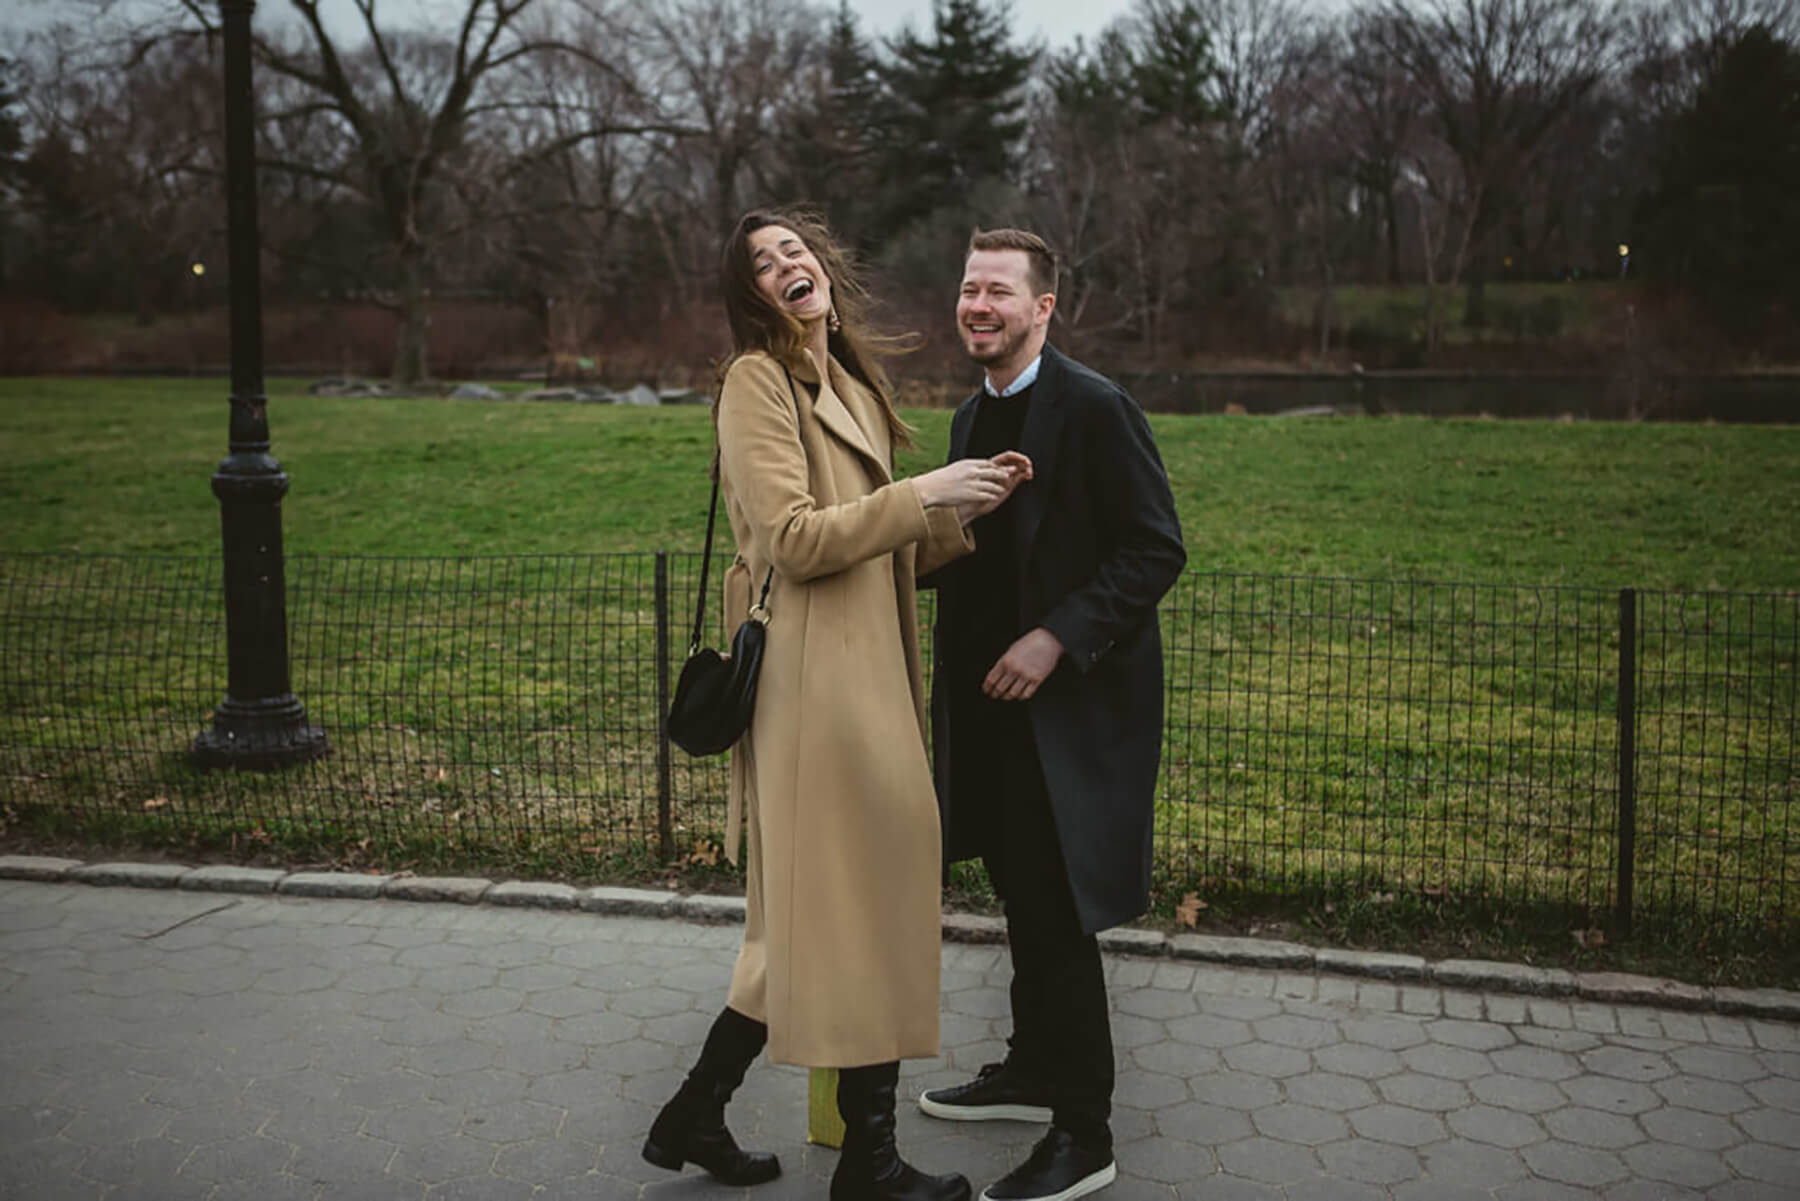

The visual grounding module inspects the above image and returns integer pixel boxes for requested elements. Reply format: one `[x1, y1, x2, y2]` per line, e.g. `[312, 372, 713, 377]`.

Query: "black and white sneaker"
[919, 1062, 1055, 1123]
[980, 1129, 1116, 1201]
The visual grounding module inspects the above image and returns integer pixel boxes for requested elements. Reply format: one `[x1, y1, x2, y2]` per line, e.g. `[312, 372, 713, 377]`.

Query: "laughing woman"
[640, 208, 1028, 1201]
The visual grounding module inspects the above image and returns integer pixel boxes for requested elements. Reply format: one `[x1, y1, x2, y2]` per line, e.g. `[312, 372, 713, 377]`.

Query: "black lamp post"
[192, 0, 328, 770]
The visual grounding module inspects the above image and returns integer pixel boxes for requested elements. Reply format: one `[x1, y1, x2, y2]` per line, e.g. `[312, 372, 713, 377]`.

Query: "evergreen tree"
[1638, 25, 1800, 345]
[874, 0, 1037, 234]
[775, 3, 886, 246]
[0, 58, 24, 289]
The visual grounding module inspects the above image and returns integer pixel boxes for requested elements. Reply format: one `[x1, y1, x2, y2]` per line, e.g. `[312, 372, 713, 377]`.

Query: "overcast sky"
[3, 0, 1141, 52]
[848, 0, 1136, 48]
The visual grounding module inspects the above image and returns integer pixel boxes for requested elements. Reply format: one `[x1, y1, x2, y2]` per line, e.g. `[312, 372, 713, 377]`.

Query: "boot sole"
[919, 1094, 1054, 1123]
[641, 1137, 684, 1171]
[641, 1138, 781, 1185]
[979, 1160, 1116, 1201]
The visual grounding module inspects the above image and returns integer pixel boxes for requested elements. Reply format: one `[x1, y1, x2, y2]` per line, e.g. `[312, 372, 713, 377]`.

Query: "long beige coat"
[715, 347, 971, 1068]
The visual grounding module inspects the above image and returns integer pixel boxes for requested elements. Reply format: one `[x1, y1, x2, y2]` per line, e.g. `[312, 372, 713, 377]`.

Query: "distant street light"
[191, 0, 327, 770]
[1618, 243, 1630, 279]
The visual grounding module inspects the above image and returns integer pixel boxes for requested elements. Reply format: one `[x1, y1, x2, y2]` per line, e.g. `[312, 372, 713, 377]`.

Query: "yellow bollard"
[807, 1067, 845, 1147]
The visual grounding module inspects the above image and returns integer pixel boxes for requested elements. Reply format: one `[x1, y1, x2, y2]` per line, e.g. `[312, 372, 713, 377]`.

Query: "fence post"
[654, 552, 674, 862]
[1615, 587, 1637, 937]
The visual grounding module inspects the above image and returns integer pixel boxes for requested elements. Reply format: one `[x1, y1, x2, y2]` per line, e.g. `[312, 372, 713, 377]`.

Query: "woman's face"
[747, 224, 833, 328]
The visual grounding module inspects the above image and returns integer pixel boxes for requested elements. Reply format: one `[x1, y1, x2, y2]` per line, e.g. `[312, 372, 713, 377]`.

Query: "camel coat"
[715, 347, 972, 1068]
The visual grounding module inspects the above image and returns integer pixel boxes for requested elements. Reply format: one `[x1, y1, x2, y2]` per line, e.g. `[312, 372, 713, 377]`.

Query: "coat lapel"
[801, 350, 891, 483]
[1011, 346, 1067, 568]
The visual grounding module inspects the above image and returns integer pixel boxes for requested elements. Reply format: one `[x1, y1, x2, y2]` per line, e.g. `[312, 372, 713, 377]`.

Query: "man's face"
[957, 249, 1052, 369]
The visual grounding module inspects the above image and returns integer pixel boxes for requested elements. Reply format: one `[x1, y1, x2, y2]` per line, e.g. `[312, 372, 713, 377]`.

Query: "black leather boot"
[642, 1006, 780, 1185]
[831, 1062, 972, 1201]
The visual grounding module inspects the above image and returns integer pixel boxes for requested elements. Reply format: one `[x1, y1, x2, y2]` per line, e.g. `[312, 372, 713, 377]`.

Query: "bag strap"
[688, 366, 803, 652]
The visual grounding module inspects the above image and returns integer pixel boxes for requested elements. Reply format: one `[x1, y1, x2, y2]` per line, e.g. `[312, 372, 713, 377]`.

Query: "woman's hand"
[956, 451, 1033, 525]
[915, 457, 1014, 509]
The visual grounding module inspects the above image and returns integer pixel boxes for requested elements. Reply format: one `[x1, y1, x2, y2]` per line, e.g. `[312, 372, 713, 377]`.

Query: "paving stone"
[1399, 1042, 1493, 1081]
[1314, 948, 1427, 980]
[674, 894, 746, 923]
[0, 855, 85, 881]
[484, 881, 578, 909]
[1723, 1142, 1800, 1184]
[1523, 1139, 1630, 1187]
[1713, 987, 1800, 1022]
[1446, 1104, 1547, 1148]
[383, 876, 492, 904]
[1640, 1106, 1743, 1150]
[1242, 1176, 1352, 1201]
[1470, 1073, 1567, 1114]
[1432, 958, 1575, 996]
[1339, 1016, 1429, 1051]
[1577, 972, 1709, 1011]
[1739, 1106, 1800, 1148]
[1250, 1102, 1347, 1146]
[1099, 927, 1168, 956]
[1346, 1103, 1447, 1147]
[1709, 1182, 1800, 1201]
[1220, 1042, 1310, 1078]
[1654, 1074, 1758, 1115]
[1177, 1175, 1283, 1200]
[574, 886, 680, 917]
[178, 865, 288, 893]
[69, 862, 191, 888]
[279, 872, 392, 899]
[1621, 1142, 1732, 1189]
[1489, 1044, 1583, 1082]
[1376, 1072, 1471, 1112]
[1215, 1137, 1319, 1185]
[1282, 1072, 1377, 1113]
[1542, 1105, 1645, 1150]
[1421, 1137, 1531, 1183]
[1168, 935, 1312, 970]
[1582, 1045, 1677, 1082]
[5, 879, 1798, 1201]
[1600, 1182, 1707, 1201]
[1318, 1137, 1422, 1185]
[1668, 1045, 1770, 1084]
[1157, 1100, 1254, 1145]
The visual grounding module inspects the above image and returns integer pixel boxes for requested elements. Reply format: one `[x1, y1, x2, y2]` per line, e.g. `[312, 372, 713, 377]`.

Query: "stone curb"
[4, 853, 1796, 1021]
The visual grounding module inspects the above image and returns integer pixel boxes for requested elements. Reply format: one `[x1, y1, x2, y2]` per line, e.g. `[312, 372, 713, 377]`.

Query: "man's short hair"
[968, 228, 1058, 298]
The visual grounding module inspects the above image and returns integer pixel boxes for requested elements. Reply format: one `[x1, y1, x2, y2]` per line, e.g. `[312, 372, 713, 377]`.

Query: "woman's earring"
[827, 307, 842, 334]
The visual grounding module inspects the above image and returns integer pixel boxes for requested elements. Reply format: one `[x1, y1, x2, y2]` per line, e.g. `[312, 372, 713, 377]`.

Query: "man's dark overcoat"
[927, 344, 1187, 935]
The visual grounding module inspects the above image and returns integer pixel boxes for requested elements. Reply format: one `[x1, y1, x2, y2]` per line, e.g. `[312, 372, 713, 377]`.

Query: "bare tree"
[10, 22, 224, 319]
[151, 0, 691, 384]
[630, 0, 817, 304]
[1373, 0, 1623, 326]
[1336, 8, 1423, 283]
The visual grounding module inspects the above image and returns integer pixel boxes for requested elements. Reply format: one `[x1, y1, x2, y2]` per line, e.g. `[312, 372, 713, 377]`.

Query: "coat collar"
[789, 348, 890, 483]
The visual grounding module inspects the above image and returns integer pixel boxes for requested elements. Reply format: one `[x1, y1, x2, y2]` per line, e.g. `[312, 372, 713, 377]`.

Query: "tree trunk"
[391, 245, 430, 385]
[1384, 184, 1402, 284]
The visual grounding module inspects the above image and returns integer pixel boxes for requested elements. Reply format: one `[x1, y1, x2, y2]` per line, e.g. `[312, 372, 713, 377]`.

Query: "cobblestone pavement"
[3, 880, 1799, 1201]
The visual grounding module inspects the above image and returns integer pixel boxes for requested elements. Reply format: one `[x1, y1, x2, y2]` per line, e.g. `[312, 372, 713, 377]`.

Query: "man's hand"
[957, 451, 1033, 526]
[983, 627, 1063, 701]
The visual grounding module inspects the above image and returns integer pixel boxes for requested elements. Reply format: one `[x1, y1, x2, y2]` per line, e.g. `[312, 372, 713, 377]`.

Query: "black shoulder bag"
[664, 369, 799, 756]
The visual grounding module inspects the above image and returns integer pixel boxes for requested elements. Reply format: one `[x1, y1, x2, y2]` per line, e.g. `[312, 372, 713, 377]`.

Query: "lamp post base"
[192, 693, 330, 771]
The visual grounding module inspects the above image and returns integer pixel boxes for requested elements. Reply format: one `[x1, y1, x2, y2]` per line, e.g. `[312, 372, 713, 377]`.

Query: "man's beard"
[962, 325, 1025, 365]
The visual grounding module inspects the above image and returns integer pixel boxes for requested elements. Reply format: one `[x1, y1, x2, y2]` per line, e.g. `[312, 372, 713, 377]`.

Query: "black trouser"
[975, 701, 1113, 1152]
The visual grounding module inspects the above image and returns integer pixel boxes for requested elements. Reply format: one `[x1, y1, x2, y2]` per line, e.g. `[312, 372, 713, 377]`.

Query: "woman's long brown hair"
[718, 206, 915, 452]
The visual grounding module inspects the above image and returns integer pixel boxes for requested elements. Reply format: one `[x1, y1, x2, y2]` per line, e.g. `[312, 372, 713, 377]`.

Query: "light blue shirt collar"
[983, 353, 1042, 398]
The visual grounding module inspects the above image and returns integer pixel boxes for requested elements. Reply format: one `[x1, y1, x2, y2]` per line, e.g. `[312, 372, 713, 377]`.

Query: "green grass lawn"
[3, 376, 1797, 590]
[3, 377, 1797, 983]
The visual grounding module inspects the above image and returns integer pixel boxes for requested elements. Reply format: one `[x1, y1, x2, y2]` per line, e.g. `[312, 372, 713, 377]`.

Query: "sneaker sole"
[979, 1160, 1116, 1201]
[918, 1094, 1054, 1123]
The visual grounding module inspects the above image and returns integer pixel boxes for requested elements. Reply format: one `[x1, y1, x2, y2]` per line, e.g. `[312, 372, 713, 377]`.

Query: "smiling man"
[919, 229, 1187, 1201]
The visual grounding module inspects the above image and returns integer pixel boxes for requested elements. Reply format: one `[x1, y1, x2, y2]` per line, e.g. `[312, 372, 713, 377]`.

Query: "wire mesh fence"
[1, 552, 1794, 936]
